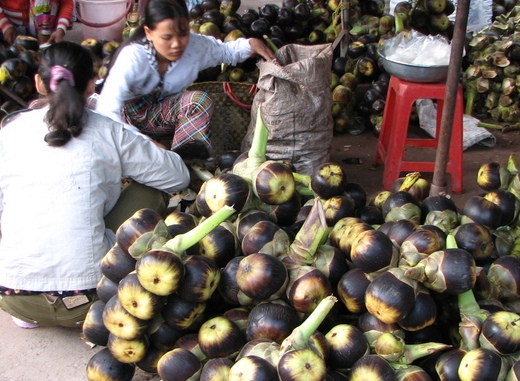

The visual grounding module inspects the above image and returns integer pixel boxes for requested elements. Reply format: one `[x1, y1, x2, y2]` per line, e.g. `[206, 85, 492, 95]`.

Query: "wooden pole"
[430, 0, 470, 196]
[332, 0, 350, 56]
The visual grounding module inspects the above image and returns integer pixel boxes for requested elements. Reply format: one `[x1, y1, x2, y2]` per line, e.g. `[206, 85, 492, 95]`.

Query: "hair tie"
[49, 65, 75, 93]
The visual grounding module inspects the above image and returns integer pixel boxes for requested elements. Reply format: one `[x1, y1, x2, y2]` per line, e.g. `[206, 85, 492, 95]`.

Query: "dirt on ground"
[331, 121, 520, 208]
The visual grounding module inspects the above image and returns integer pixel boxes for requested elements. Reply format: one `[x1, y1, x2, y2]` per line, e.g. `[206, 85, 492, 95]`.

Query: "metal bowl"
[378, 47, 449, 83]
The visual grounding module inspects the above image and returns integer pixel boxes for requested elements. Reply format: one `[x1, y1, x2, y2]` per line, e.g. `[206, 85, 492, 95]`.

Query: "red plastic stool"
[375, 76, 464, 193]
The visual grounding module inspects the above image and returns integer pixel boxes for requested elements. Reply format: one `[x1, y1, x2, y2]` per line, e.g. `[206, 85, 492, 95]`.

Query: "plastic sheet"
[448, 0, 493, 33]
[384, 30, 451, 66]
[388, 0, 493, 33]
[416, 99, 496, 150]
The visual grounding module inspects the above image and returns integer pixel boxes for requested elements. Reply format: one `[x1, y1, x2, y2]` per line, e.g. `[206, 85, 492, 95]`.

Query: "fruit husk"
[246, 299, 301, 344]
[283, 197, 329, 268]
[458, 347, 510, 381]
[286, 265, 332, 313]
[487, 255, 520, 300]
[128, 220, 170, 259]
[82, 300, 110, 347]
[197, 315, 245, 359]
[107, 333, 149, 364]
[236, 338, 281, 368]
[116, 208, 164, 253]
[365, 267, 418, 324]
[86, 347, 135, 381]
[423, 209, 460, 234]
[404, 248, 477, 295]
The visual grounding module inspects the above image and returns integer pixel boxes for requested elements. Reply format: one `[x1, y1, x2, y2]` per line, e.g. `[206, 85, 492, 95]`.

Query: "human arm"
[46, 28, 64, 44]
[189, 34, 276, 70]
[94, 45, 164, 140]
[96, 45, 159, 125]
[0, 7, 16, 45]
[46, 0, 74, 44]
[117, 125, 191, 194]
[248, 38, 276, 61]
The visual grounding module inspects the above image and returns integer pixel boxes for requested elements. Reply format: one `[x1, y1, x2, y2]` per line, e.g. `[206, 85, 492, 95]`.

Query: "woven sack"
[240, 43, 334, 175]
[187, 81, 257, 159]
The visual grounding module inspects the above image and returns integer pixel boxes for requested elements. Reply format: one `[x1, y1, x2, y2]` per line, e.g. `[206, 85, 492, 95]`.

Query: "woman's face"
[144, 18, 190, 62]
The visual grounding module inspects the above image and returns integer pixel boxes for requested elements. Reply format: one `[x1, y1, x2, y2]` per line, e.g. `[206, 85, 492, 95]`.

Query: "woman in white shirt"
[0, 41, 190, 328]
[96, 0, 275, 159]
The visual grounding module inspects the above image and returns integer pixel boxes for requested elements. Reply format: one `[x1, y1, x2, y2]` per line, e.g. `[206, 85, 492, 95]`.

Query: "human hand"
[249, 38, 277, 62]
[3, 27, 17, 46]
[47, 29, 65, 44]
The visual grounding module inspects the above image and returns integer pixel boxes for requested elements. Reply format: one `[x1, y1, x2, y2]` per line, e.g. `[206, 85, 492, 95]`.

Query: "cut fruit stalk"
[163, 205, 236, 254]
[233, 104, 268, 181]
[279, 295, 337, 355]
[286, 198, 329, 267]
[448, 233, 490, 351]
[398, 172, 421, 192]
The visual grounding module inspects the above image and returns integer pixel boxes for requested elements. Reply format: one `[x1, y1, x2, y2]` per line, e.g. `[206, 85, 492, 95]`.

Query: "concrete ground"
[1, 1, 520, 380]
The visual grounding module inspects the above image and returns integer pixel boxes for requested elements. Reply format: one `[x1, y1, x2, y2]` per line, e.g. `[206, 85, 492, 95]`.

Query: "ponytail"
[38, 41, 94, 147]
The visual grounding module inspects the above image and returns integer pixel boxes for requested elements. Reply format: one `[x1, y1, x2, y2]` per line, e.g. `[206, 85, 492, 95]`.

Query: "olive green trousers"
[0, 293, 98, 328]
[104, 181, 170, 233]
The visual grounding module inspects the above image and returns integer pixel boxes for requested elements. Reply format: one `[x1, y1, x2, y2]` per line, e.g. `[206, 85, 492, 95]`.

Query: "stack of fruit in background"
[180, 0, 519, 136]
[0, 36, 41, 113]
[463, 5, 520, 126]
[83, 109, 520, 380]
[0, 0, 516, 132]
[0, 35, 122, 115]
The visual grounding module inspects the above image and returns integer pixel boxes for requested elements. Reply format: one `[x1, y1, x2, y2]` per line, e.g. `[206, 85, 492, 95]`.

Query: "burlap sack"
[241, 43, 334, 175]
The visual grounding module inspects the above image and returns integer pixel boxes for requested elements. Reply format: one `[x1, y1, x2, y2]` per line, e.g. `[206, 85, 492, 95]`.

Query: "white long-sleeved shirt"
[96, 33, 252, 126]
[0, 108, 190, 292]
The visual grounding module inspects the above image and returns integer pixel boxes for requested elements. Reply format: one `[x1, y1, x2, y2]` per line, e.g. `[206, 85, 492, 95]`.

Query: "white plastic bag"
[388, 0, 492, 33]
[448, 0, 493, 33]
[384, 30, 451, 66]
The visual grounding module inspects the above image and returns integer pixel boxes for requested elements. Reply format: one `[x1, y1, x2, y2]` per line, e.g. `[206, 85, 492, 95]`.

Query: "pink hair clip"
[49, 65, 75, 92]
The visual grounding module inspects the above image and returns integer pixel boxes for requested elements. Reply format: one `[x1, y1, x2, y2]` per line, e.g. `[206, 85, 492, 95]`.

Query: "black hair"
[108, 0, 190, 68]
[134, 0, 190, 41]
[39, 41, 93, 147]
